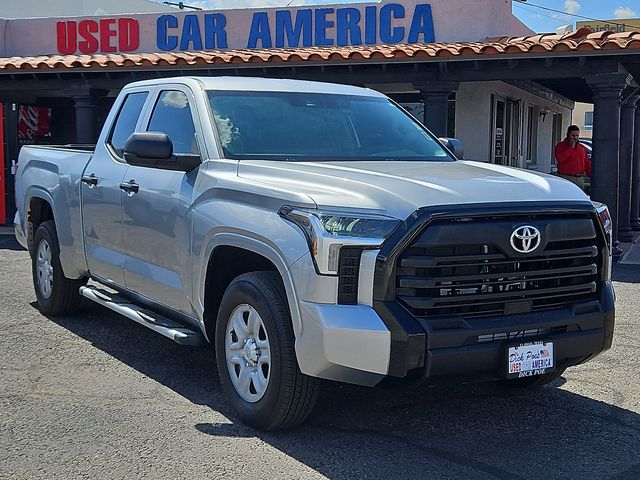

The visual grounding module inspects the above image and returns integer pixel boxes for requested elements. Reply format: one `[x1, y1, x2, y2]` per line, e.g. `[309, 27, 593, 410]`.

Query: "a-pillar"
[586, 73, 631, 243]
[619, 94, 639, 241]
[415, 81, 459, 138]
[632, 102, 640, 230]
[73, 96, 98, 144]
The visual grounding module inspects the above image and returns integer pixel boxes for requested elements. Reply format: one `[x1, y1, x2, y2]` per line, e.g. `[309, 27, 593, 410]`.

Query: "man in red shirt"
[554, 125, 591, 191]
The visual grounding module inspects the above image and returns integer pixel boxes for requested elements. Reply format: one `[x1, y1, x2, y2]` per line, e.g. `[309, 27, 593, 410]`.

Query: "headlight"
[592, 201, 612, 237]
[592, 201, 613, 281]
[279, 206, 400, 275]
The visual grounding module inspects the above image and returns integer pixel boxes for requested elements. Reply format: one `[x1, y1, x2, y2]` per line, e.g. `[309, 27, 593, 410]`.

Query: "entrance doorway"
[491, 96, 522, 167]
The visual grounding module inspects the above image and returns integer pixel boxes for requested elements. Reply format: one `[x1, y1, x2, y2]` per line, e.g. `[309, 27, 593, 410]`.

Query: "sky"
[152, 0, 639, 34]
[510, 0, 638, 32]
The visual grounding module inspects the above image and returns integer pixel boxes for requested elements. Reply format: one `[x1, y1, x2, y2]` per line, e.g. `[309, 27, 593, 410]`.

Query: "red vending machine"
[2, 105, 53, 226]
[0, 102, 5, 226]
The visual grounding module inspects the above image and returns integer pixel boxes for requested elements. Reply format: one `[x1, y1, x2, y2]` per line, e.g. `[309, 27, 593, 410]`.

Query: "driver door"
[121, 87, 204, 315]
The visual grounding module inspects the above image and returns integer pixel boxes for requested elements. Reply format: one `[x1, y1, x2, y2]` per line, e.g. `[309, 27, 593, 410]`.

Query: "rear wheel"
[215, 271, 319, 431]
[32, 220, 86, 316]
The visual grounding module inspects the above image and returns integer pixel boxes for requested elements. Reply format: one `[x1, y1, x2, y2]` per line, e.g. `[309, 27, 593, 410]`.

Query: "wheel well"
[27, 198, 54, 252]
[203, 246, 280, 340]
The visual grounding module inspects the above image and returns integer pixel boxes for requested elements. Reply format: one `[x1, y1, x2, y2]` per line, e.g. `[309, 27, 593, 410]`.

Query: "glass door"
[491, 96, 522, 167]
[506, 99, 522, 168]
[491, 96, 507, 165]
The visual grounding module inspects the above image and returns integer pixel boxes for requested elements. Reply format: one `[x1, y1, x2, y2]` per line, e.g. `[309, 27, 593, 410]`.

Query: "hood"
[237, 160, 591, 219]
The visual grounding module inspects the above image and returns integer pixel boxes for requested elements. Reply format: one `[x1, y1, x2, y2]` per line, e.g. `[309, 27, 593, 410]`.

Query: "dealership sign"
[576, 18, 640, 33]
[0, 0, 532, 57]
[56, 4, 434, 54]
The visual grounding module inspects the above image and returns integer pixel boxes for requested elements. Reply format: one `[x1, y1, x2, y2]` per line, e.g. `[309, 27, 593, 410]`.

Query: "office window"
[584, 111, 593, 131]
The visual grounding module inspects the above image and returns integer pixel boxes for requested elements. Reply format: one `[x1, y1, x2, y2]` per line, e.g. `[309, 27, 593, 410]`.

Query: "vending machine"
[0, 104, 53, 226]
[0, 103, 5, 226]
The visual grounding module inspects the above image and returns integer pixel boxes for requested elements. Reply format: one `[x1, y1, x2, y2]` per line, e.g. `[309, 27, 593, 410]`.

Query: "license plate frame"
[506, 340, 554, 379]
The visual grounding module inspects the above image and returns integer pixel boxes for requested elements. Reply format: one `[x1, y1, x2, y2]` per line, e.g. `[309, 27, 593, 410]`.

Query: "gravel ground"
[1, 235, 639, 480]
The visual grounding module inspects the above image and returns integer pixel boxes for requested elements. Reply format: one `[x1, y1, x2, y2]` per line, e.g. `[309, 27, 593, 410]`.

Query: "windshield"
[207, 90, 453, 162]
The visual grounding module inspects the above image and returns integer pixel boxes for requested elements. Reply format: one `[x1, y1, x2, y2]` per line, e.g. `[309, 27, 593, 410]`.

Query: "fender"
[25, 186, 88, 279]
[22, 187, 55, 237]
[195, 230, 307, 339]
[23, 186, 57, 247]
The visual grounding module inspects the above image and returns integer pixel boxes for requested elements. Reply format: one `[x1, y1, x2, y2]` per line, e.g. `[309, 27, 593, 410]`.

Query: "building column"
[618, 95, 639, 241]
[73, 96, 98, 144]
[587, 73, 631, 243]
[632, 103, 640, 230]
[415, 81, 458, 138]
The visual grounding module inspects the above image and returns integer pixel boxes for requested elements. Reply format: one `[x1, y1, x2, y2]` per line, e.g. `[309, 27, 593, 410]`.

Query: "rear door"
[121, 87, 204, 314]
[81, 89, 149, 286]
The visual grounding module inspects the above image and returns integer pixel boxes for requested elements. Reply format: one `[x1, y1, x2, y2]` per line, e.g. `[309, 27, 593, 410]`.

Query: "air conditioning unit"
[556, 25, 574, 35]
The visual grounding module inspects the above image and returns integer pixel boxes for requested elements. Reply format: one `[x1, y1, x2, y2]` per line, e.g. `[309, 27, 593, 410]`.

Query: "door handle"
[119, 180, 139, 195]
[81, 174, 98, 187]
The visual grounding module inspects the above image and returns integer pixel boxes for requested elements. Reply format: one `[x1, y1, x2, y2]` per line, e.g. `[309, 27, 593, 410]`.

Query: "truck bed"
[14, 144, 95, 278]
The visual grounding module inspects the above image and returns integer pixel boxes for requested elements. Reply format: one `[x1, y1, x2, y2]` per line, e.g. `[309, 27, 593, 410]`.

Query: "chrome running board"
[79, 285, 206, 346]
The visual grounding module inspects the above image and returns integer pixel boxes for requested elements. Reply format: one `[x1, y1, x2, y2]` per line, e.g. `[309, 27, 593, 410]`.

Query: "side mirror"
[439, 137, 464, 160]
[124, 132, 173, 165]
[123, 132, 200, 172]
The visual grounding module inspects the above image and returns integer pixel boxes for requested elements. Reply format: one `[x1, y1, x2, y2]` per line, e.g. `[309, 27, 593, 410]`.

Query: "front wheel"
[215, 271, 319, 431]
[32, 220, 86, 316]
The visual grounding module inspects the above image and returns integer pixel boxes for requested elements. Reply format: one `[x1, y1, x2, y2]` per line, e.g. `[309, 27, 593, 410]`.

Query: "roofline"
[0, 49, 636, 76]
[0, 29, 637, 74]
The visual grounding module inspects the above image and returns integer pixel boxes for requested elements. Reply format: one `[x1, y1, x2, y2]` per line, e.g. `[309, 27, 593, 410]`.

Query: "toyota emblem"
[510, 226, 541, 254]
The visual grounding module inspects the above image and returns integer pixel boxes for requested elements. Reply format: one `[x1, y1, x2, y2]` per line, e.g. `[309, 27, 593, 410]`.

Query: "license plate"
[507, 341, 554, 379]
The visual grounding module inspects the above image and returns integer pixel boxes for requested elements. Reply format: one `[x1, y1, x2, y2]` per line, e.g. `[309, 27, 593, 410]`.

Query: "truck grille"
[395, 215, 601, 319]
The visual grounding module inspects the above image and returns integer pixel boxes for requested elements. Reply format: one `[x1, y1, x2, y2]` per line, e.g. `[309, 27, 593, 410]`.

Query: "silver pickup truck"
[14, 76, 615, 430]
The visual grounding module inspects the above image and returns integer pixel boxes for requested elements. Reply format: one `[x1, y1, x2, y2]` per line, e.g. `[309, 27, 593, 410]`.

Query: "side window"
[147, 90, 199, 155]
[108, 91, 148, 157]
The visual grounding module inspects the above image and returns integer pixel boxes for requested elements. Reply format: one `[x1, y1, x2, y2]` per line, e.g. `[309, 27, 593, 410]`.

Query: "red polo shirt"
[555, 139, 591, 176]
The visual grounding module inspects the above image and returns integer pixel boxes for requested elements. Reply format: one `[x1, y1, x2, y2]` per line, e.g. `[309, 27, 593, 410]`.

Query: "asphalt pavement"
[1, 234, 640, 480]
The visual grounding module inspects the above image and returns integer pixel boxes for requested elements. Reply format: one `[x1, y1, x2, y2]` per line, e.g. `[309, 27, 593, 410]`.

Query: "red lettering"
[78, 20, 99, 54]
[56, 21, 77, 55]
[99, 19, 117, 53]
[118, 18, 140, 52]
[56, 17, 139, 55]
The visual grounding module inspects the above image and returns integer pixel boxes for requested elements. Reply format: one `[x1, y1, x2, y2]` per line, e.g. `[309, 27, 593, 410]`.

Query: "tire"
[215, 271, 319, 431]
[32, 220, 87, 316]
[500, 367, 566, 388]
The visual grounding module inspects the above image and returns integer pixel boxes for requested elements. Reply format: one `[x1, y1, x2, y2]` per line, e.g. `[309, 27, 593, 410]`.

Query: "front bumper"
[292, 281, 614, 387]
[295, 301, 391, 387]
[13, 211, 28, 250]
[374, 280, 615, 382]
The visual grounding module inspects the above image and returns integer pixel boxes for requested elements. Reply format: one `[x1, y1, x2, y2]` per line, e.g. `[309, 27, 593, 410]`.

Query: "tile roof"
[0, 28, 638, 72]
